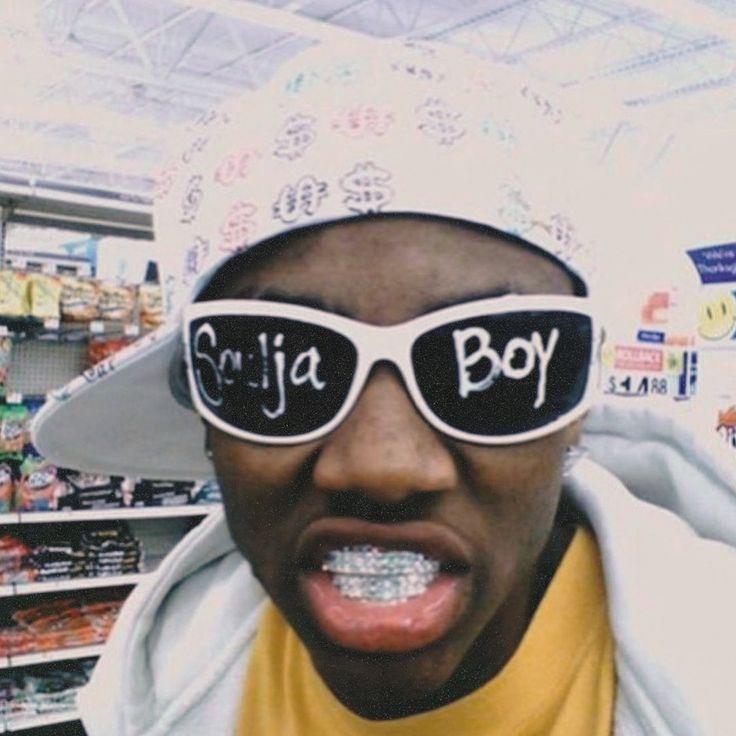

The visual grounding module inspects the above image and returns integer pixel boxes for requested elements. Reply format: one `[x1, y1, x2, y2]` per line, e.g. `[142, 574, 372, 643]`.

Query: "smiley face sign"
[698, 293, 736, 341]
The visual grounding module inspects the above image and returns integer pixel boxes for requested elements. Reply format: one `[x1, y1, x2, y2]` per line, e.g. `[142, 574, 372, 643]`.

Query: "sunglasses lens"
[411, 311, 592, 438]
[188, 315, 357, 438]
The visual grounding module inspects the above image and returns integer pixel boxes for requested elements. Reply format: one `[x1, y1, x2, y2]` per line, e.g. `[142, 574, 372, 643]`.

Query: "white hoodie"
[78, 402, 736, 736]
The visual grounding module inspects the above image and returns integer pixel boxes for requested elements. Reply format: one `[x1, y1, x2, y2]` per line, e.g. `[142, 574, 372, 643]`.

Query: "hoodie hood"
[78, 400, 736, 736]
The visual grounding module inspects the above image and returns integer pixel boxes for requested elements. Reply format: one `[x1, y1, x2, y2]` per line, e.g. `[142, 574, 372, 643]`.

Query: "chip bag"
[0, 404, 29, 456]
[138, 283, 163, 330]
[17, 458, 65, 512]
[0, 271, 29, 317]
[60, 277, 99, 322]
[28, 273, 62, 321]
[98, 283, 136, 322]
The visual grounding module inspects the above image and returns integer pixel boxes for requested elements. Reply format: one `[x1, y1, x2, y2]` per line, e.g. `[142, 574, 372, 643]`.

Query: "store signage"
[613, 345, 663, 372]
[687, 243, 736, 285]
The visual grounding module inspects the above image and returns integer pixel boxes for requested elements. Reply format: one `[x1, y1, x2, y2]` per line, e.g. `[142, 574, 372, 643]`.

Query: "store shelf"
[0, 504, 218, 525]
[6, 645, 104, 669]
[10, 572, 148, 596]
[3, 710, 79, 732]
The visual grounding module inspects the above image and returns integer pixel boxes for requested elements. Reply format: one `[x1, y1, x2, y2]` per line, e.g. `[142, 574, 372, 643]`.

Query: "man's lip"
[294, 518, 472, 572]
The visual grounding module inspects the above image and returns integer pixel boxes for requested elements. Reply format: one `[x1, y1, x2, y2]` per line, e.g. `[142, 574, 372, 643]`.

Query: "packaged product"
[65, 472, 123, 509]
[98, 283, 136, 322]
[138, 283, 164, 329]
[28, 273, 62, 320]
[191, 479, 222, 505]
[30, 544, 85, 581]
[133, 479, 193, 507]
[60, 277, 99, 322]
[19, 398, 45, 455]
[0, 405, 29, 456]
[17, 458, 65, 512]
[0, 271, 29, 317]
[0, 462, 16, 512]
[80, 522, 142, 576]
[0, 628, 35, 657]
[86, 337, 131, 367]
[0, 535, 34, 585]
[0, 337, 11, 397]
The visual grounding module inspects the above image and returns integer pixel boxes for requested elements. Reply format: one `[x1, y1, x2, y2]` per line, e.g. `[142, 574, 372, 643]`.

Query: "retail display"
[0, 267, 164, 335]
[0, 523, 143, 586]
[0, 396, 217, 514]
[0, 658, 94, 727]
[0, 226, 218, 734]
[0, 594, 125, 657]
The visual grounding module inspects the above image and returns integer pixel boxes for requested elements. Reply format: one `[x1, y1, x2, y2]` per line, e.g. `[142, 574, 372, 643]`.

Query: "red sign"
[614, 346, 663, 372]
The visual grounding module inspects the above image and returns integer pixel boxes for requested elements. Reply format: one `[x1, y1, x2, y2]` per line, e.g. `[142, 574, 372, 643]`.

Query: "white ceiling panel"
[0, 0, 734, 201]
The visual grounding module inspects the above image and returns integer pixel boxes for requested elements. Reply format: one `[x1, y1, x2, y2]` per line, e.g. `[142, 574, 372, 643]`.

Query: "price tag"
[124, 323, 140, 338]
[0, 325, 8, 337]
[42, 262, 56, 275]
[90, 320, 105, 335]
[6, 392, 23, 405]
[43, 318, 60, 331]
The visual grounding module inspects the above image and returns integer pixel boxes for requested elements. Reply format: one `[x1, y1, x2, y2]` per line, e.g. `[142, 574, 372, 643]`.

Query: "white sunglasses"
[182, 295, 596, 446]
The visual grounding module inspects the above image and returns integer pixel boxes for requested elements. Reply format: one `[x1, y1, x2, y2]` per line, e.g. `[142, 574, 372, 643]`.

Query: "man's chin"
[306, 634, 470, 720]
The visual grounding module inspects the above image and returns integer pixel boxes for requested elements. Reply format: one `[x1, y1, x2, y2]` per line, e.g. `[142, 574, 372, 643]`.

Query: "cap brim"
[31, 325, 213, 481]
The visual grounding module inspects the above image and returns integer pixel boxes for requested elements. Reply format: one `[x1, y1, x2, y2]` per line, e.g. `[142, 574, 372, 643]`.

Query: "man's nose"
[312, 365, 458, 507]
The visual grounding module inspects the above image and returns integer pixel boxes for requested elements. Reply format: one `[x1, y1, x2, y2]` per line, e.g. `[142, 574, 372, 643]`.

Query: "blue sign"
[687, 243, 736, 284]
[637, 330, 665, 344]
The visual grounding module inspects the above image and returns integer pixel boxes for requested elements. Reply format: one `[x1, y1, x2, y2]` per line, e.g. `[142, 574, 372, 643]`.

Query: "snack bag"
[0, 271, 29, 317]
[0, 534, 33, 584]
[86, 337, 131, 368]
[17, 458, 65, 512]
[20, 398, 45, 455]
[28, 273, 62, 320]
[60, 277, 99, 322]
[0, 405, 29, 456]
[98, 283, 136, 322]
[0, 463, 15, 512]
[138, 283, 164, 330]
[66, 472, 122, 509]
[0, 337, 12, 398]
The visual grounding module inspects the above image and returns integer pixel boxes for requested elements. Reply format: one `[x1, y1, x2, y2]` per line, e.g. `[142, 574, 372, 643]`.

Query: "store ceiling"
[1, 0, 736, 201]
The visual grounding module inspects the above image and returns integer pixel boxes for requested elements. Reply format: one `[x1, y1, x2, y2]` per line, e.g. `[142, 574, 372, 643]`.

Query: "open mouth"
[297, 520, 471, 653]
[322, 545, 441, 604]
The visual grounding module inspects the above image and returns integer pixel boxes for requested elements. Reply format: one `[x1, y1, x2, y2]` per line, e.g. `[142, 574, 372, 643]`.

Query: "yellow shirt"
[238, 527, 615, 735]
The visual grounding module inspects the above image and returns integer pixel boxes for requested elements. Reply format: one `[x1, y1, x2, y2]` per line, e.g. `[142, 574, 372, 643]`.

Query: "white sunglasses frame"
[183, 294, 597, 446]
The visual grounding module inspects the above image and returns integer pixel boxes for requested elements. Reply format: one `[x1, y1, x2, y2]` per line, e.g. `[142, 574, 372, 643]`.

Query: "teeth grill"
[322, 545, 439, 604]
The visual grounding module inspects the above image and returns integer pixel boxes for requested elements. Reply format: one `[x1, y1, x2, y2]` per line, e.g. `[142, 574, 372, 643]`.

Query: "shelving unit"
[4, 711, 80, 733]
[0, 190, 214, 734]
[6, 646, 104, 669]
[0, 505, 216, 525]
[9, 573, 148, 597]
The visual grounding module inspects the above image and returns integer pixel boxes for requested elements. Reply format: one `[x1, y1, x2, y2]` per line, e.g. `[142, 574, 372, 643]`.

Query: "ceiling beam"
[172, 0, 373, 44]
[632, 0, 736, 45]
[0, 129, 157, 179]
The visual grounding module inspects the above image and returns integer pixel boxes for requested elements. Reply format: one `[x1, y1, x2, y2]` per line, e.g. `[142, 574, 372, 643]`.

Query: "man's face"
[207, 216, 582, 718]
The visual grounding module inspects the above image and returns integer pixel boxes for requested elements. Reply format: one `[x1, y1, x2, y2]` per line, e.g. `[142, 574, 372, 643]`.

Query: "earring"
[205, 447, 214, 461]
[562, 445, 588, 477]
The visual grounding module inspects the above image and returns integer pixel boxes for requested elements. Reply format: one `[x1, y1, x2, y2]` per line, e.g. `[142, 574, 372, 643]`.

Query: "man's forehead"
[204, 216, 576, 322]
